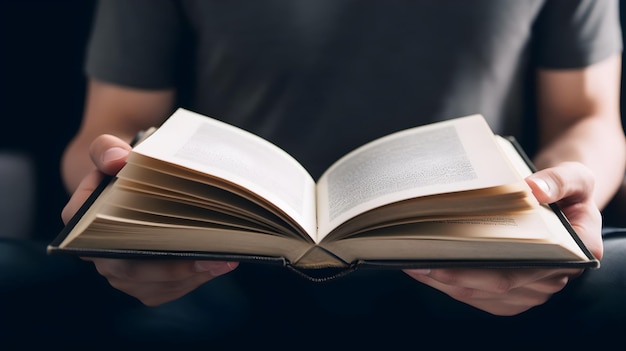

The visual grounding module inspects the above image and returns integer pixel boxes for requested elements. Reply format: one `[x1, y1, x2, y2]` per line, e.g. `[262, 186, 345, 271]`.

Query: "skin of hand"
[65, 137, 601, 313]
[406, 54, 624, 316]
[61, 55, 621, 310]
[61, 134, 239, 307]
[404, 162, 602, 316]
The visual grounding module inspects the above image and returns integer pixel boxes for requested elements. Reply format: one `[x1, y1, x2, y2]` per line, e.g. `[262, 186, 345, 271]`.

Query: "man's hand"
[403, 162, 602, 316]
[61, 134, 238, 306]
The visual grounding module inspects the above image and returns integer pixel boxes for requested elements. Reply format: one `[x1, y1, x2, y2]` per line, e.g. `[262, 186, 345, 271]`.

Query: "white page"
[130, 108, 317, 237]
[316, 115, 524, 239]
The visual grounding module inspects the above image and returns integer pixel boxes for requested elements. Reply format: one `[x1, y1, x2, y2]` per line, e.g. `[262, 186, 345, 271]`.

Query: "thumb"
[89, 134, 133, 175]
[525, 162, 595, 205]
[525, 173, 555, 204]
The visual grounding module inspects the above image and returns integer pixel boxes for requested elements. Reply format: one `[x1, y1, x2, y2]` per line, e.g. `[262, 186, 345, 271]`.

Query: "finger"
[61, 170, 106, 223]
[61, 135, 131, 224]
[527, 163, 603, 259]
[404, 267, 580, 294]
[407, 273, 567, 316]
[86, 258, 238, 284]
[525, 162, 595, 205]
[107, 272, 218, 306]
[84, 258, 239, 306]
[563, 201, 603, 260]
[408, 273, 550, 314]
[89, 134, 133, 175]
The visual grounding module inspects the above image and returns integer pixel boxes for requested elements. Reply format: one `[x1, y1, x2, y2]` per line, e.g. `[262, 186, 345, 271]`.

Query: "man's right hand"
[61, 134, 239, 306]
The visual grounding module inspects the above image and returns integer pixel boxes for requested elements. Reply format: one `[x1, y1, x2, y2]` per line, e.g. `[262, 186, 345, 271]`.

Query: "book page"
[322, 138, 588, 263]
[316, 115, 524, 239]
[320, 211, 589, 263]
[494, 135, 588, 258]
[129, 108, 317, 238]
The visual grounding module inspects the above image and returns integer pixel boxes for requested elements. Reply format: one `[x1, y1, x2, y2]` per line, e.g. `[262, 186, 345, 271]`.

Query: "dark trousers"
[2, 229, 625, 350]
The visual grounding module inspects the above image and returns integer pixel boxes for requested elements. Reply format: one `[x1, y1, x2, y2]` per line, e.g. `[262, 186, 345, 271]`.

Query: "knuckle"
[429, 269, 459, 285]
[550, 169, 567, 188]
[493, 276, 514, 294]
[492, 284, 511, 295]
[448, 287, 477, 300]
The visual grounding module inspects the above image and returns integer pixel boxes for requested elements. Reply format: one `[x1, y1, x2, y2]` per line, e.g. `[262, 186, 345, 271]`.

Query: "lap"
[2, 229, 625, 349]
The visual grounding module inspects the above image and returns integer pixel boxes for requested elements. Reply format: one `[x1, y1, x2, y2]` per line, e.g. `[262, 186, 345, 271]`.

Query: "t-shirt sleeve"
[533, 0, 622, 69]
[85, 0, 185, 89]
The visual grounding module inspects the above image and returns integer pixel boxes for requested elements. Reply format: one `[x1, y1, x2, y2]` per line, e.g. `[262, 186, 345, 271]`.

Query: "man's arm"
[61, 79, 176, 193]
[533, 53, 625, 209]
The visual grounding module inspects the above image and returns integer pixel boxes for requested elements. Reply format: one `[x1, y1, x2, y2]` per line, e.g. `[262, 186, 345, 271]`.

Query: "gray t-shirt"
[86, 0, 622, 179]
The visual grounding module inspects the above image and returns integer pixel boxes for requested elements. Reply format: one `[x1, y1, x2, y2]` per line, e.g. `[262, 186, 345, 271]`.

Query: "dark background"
[0, 0, 95, 240]
[0, 1, 625, 242]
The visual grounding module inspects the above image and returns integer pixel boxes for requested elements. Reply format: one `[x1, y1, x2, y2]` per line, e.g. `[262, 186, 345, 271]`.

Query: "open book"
[48, 108, 598, 280]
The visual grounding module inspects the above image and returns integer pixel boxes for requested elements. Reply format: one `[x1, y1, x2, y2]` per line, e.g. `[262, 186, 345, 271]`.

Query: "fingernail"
[532, 177, 552, 196]
[102, 147, 128, 164]
[409, 269, 431, 275]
